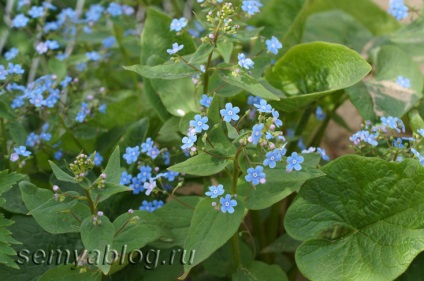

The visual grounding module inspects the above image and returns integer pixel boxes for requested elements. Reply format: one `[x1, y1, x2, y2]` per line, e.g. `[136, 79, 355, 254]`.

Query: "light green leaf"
[103, 146, 121, 185]
[112, 210, 173, 253]
[80, 216, 115, 274]
[218, 66, 281, 101]
[168, 152, 230, 176]
[20, 181, 90, 234]
[188, 43, 214, 64]
[180, 197, 245, 279]
[124, 63, 198, 80]
[90, 183, 132, 203]
[39, 265, 101, 281]
[152, 197, 202, 248]
[0, 101, 15, 119]
[48, 161, 78, 184]
[232, 261, 288, 281]
[267, 42, 371, 111]
[285, 155, 424, 281]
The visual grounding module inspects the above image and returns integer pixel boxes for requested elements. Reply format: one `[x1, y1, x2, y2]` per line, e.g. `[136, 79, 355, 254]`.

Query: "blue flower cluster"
[139, 200, 164, 212]
[205, 184, 237, 213]
[388, 0, 409, 21]
[26, 123, 51, 147]
[396, 75, 411, 89]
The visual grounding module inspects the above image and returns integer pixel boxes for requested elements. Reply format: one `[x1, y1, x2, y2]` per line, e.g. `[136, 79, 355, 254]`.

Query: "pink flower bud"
[212, 202, 217, 207]
[97, 211, 104, 217]
[260, 178, 266, 184]
[128, 209, 134, 214]
[52, 185, 59, 192]
[100, 173, 106, 179]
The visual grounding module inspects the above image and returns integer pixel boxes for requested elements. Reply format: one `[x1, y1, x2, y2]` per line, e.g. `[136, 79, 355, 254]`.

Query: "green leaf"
[112, 210, 173, 253]
[152, 197, 202, 248]
[180, 197, 245, 279]
[285, 155, 424, 281]
[103, 146, 121, 185]
[188, 43, 214, 64]
[216, 41, 233, 63]
[239, 162, 325, 210]
[47, 59, 67, 82]
[124, 63, 199, 80]
[139, 7, 195, 121]
[0, 170, 25, 196]
[267, 42, 371, 111]
[218, 66, 281, 101]
[150, 77, 200, 117]
[90, 183, 132, 203]
[80, 216, 115, 274]
[303, 10, 373, 52]
[48, 161, 78, 184]
[119, 118, 149, 149]
[0, 101, 15, 119]
[232, 261, 288, 281]
[262, 233, 302, 254]
[0, 215, 82, 280]
[349, 45, 423, 118]
[39, 265, 102, 281]
[263, 0, 399, 56]
[20, 181, 90, 234]
[168, 152, 230, 176]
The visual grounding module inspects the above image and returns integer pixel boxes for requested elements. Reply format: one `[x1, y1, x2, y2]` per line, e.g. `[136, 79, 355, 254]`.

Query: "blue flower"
[46, 40, 59, 50]
[238, 53, 254, 69]
[86, 51, 102, 61]
[247, 96, 261, 105]
[92, 153, 103, 166]
[393, 138, 404, 149]
[5, 48, 19, 61]
[141, 137, 154, 153]
[163, 150, 171, 165]
[99, 104, 107, 113]
[245, 166, 266, 185]
[107, 2, 122, 17]
[381, 116, 405, 133]
[250, 123, 264, 145]
[152, 200, 164, 211]
[190, 114, 209, 133]
[102, 36, 115, 48]
[388, 0, 408, 21]
[200, 94, 212, 108]
[167, 43, 184, 55]
[265, 36, 282, 55]
[170, 17, 187, 32]
[254, 99, 272, 113]
[286, 152, 304, 172]
[130, 177, 144, 194]
[241, 0, 263, 15]
[263, 149, 282, 168]
[28, 6, 44, 18]
[26, 132, 40, 147]
[120, 171, 132, 185]
[0, 65, 8, 80]
[144, 179, 156, 196]
[181, 134, 197, 149]
[123, 146, 140, 164]
[316, 106, 325, 121]
[165, 171, 179, 181]
[12, 14, 29, 28]
[14, 146, 31, 157]
[220, 103, 240, 122]
[139, 200, 153, 212]
[271, 109, 282, 127]
[220, 194, 237, 213]
[317, 147, 329, 161]
[418, 129, 424, 137]
[137, 166, 152, 182]
[205, 184, 225, 198]
[396, 75, 411, 89]
[147, 146, 160, 159]
[54, 149, 63, 160]
[85, 4, 104, 22]
[8, 63, 24, 74]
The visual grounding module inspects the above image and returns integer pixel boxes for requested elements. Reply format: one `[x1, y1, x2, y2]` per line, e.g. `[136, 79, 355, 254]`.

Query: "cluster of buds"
[52, 185, 65, 202]
[95, 173, 107, 189]
[92, 211, 104, 225]
[69, 153, 94, 181]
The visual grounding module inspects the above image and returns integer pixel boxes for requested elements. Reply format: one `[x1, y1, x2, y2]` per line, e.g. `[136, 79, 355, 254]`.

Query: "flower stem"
[231, 147, 242, 269]
[1, 118, 9, 169]
[84, 189, 96, 215]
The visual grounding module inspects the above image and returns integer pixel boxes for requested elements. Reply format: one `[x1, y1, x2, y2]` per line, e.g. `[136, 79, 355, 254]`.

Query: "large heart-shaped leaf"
[267, 42, 371, 112]
[285, 155, 424, 281]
